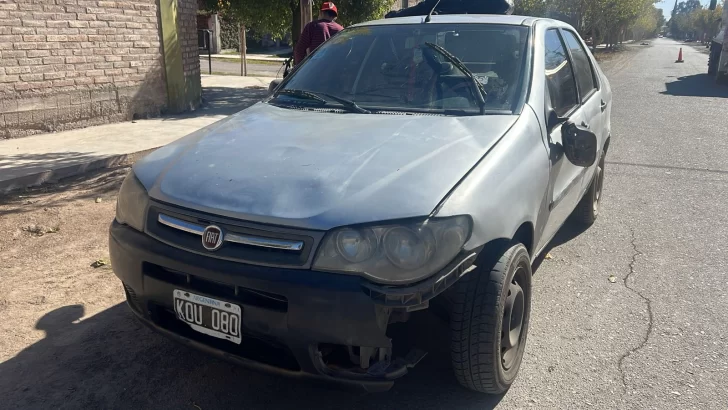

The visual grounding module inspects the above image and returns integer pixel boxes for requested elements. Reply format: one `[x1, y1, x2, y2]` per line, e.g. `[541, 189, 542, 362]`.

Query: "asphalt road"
[199, 57, 285, 78]
[3, 38, 727, 409]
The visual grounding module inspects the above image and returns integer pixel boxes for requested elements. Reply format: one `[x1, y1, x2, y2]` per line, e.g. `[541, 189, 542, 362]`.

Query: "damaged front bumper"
[109, 221, 476, 391]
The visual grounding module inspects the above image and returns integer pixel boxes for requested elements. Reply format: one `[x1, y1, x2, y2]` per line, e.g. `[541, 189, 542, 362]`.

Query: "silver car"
[111, 15, 611, 394]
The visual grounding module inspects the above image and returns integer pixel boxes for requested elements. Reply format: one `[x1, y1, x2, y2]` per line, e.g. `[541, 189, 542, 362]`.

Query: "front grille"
[145, 202, 324, 268]
[143, 263, 288, 312]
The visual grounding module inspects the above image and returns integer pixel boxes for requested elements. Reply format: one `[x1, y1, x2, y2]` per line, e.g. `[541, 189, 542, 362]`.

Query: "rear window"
[277, 24, 531, 115]
[561, 30, 598, 101]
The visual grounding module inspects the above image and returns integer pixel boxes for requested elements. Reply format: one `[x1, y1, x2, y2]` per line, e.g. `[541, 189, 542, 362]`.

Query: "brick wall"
[0, 0, 167, 139]
[179, 0, 200, 109]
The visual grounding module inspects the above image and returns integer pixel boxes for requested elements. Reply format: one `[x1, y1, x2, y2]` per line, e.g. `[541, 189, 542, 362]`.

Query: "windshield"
[274, 23, 530, 115]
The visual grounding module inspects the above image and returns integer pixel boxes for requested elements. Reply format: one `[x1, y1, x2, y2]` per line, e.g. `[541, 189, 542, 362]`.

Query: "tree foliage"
[201, 0, 395, 45]
[631, 4, 666, 40]
[513, 0, 665, 47]
[675, 0, 702, 16]
[202, 0, 292, 40]
[206, 0, 672, 49]
[669, 1, 723, 41]
[514, 0, 547, 16]
[327, 0, 396, 28]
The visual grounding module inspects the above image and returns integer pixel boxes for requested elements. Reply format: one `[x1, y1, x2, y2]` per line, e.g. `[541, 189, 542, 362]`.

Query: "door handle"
[580, 121, 590, 129]
[600, 100, 607, 112]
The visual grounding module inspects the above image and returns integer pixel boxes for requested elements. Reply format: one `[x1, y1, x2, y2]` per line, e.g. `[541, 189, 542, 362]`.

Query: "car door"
[560, 29, 605, 192]
[539, 28, 590, 246]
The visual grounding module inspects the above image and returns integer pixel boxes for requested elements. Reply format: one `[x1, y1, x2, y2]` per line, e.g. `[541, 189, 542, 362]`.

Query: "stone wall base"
[1, 84, 166, 139]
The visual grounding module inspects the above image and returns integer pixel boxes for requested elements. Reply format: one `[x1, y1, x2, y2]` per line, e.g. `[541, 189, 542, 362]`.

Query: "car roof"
[353, 14, 544, 28]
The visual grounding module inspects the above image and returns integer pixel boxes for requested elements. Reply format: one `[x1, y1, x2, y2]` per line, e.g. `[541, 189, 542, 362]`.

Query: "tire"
[450, 243, 532, 394]
[708, 43, 721, 76]
[572, 152, 605, 226]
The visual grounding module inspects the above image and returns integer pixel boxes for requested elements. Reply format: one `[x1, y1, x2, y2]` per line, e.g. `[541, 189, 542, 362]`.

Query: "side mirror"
[562, 122, 598, 167]
[546, 109, 568, 133]
[268, 79, 283, 96]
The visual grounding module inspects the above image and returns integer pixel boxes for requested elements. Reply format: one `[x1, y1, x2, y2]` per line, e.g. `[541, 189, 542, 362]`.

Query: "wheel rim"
[501, 269, 526, 371]
[592, 159, 604, 214]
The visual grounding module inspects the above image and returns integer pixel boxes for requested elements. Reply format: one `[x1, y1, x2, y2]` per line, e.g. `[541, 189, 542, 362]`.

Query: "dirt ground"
[0, 167, 132, 407]
[0, 167, 127, 351]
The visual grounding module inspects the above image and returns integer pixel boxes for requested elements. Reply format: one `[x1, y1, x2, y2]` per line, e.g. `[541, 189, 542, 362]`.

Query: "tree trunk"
[290, 1, 301, 49]
[300, 0, 312, 33]
[240, 24, 247, 76]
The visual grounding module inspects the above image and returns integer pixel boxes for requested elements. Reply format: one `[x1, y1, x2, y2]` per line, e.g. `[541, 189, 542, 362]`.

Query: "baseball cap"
[321, 2, 338, 16]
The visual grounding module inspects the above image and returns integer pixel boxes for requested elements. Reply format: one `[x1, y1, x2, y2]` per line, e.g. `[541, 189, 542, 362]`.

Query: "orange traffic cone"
[676, 48, 684, 63]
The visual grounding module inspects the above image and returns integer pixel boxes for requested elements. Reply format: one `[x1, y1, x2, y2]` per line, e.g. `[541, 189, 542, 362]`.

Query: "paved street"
[1, 38, 727, 409]
[199, 57, 286, 78]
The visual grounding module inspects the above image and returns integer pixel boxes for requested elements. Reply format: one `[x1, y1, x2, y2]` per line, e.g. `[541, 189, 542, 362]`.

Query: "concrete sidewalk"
[0, 75, 275, 194]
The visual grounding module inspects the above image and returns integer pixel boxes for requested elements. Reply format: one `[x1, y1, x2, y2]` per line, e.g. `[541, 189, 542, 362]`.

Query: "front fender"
[435, 111, 550, 257]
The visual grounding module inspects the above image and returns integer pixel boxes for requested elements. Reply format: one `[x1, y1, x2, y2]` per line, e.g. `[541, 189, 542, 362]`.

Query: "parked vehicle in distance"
[111, 14, 612, 394]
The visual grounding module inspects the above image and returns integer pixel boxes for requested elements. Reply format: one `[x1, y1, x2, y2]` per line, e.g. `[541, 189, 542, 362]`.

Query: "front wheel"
[450, 243, 532, 394]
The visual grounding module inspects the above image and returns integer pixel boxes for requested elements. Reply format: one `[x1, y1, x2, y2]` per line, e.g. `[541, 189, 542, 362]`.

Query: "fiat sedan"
[110, 14, 611, 393]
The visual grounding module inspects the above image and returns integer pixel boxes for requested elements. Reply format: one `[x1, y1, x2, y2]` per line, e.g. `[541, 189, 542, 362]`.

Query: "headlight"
[313, 216, 472, 284]
[115, 171, 149, 232]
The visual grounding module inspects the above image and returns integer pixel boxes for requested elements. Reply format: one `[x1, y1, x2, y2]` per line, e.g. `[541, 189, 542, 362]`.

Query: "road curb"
[0, 147, 158, 195]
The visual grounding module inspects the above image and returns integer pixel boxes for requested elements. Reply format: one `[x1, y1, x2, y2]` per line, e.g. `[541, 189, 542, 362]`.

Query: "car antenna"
[424, 0, 442, 23]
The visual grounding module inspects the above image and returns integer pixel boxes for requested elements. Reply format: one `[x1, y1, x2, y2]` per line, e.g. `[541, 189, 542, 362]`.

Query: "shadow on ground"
[121, 85, 269, 122]
[0, 166, 128, 216]
[176, 86, 269, 119]
[0, 302, 504, 410]
[532, 221, 590, 273]
[662, 74, 728, 98]
[0, 151, 134, 189]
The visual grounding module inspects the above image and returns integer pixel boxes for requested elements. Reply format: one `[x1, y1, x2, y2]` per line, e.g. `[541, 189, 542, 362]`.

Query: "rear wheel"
[450, 243, 532, 394]
[572, 152, 605, 226]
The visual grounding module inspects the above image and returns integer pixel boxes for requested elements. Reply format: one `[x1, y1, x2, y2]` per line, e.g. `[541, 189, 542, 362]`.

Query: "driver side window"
[544, 29, 578, 117]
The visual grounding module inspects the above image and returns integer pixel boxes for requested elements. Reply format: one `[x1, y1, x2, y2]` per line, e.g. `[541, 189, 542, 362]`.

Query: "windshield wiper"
[314, 92, 371, 114]
[424, 42, 487, 114]
[275, 89, 327, 103]
[275, 89, 370, 114]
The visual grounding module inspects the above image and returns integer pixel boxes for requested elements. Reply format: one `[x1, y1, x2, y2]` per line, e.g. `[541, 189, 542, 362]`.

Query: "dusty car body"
[110, 15, 612, 393]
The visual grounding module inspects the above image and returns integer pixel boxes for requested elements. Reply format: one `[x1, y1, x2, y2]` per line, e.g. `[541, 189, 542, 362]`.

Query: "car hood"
[135, 103, 518, 231]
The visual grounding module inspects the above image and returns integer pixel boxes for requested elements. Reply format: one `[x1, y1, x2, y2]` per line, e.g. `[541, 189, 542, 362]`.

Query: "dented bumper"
[109, 221, 471, 390]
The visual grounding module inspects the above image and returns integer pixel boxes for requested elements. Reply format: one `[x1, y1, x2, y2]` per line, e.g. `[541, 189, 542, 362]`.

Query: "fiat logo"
[201, 225, 224, 251]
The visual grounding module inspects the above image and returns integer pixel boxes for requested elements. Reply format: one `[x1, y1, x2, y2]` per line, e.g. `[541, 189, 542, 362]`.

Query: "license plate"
[173, 290, 242, 344]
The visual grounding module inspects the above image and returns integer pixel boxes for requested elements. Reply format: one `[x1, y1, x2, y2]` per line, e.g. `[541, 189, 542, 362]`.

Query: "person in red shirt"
[293, 2, 344, 65]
